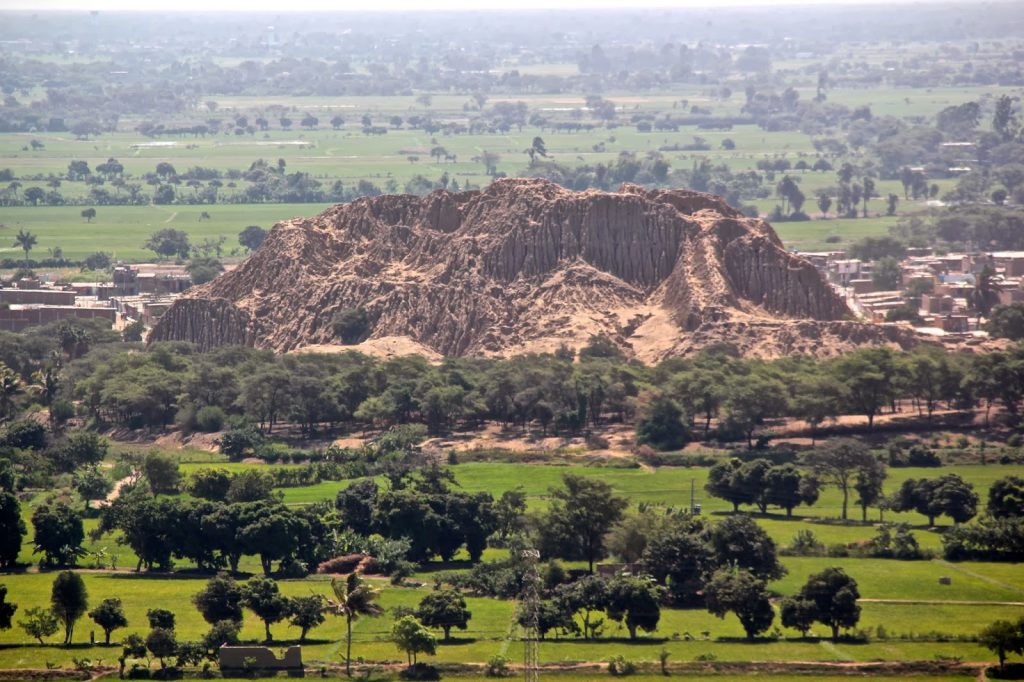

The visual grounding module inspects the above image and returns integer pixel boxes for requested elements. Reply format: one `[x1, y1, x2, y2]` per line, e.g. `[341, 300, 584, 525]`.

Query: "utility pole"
[520, 548, 541, 682]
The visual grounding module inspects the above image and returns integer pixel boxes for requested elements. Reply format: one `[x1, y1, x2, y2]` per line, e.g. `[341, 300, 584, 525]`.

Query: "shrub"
[331, 307, 371, 344]
[485, 655, 511, 678]
[607, 655, 636, 676]
[195, 406, 226, 433]
[399, 663, 440, 681]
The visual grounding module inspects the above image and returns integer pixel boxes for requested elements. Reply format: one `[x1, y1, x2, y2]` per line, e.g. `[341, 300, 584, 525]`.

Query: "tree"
[606, 575, 662, 640]
[779, 596, 816, 637]
[988, 476, 1024, 519]
[327, 573, 384, 676]
[892, 474, 978, 525]
[89, 597, 128, 644]
[147, 608, 176, 630]
[32, 500, 84, 567]
[527, 136, 548, 165]
[332, 308, 371, 345]
[80, 208, 96, 223]
[238, 225, 267, 252]
[242, 576, 290, 642]
[872, 257, 901, 291]
[146, 627, 177, 668]
[703, 568, 774, 640]
[554, 574, 608, 640]
[634, 392, 691, 451]
[288, 595, 325, 643]
[0, 585, 16, 631]
[705, 459, 749, 512]
[0, 493, 26, 569]
[986, 303, 1024, 341]
[830, 347, 897, 428]
[417, 589, 471, 642]
[805, 438, 876, 520]
[19, 607, 59, 644]
[539, 474, 628, 573]
[144, 228, 191, 260]
[979, 619, 1024, 669]
[791, 567, 860, 641]
[817, 194, 832, 218]
[142, 452, 181, 495]
[853, 457, 887, 521]
[972, 266, 1001, 322]
[765, 463, 820, 517]
[74, 466, 112, 511]
[13, 229, 36, 266]
[707, 514, 786, 580]
[391, 616, 437, 666]
[639, 524, 712, 606]
[51, 570, 88, 644]
[723, 373, 787, 447]
[187, 256, 224, 285]
[193, 573, 243, 625]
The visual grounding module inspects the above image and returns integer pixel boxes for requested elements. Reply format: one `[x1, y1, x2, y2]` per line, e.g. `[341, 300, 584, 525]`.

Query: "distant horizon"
[0, 0, 991, 11]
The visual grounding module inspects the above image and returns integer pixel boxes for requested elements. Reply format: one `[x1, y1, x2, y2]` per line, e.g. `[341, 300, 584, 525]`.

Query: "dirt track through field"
[936, 560, 1024, 597]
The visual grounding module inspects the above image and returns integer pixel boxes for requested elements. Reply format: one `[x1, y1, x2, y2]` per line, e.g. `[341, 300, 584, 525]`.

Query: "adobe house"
[218, 645, 304, 677]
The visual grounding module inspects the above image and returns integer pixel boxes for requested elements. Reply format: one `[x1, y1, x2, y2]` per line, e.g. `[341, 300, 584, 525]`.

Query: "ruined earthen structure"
[150, 179, 917, 360]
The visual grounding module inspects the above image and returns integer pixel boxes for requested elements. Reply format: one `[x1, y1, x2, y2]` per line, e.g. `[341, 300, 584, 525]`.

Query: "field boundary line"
[860, 598, 1024, 606]
[935, 559, 1024, 598]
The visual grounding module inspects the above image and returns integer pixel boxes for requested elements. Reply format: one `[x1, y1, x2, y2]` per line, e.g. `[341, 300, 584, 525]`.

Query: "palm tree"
[971, 265, 1001, 323]
[0, 363, 21, 419]
[14, 229, 37, 267]
[326, 573, 384, 677]
[31, 366, 60, 428]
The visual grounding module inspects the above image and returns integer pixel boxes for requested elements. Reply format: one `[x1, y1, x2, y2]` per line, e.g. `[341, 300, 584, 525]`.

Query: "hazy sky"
[6, 0, 944, 11]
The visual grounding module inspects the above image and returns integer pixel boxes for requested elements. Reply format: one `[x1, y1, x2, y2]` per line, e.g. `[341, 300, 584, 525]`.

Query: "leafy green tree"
[80, 208, 96, 223]
[972, 266, 1001, 321]
[638, 524, 712, 606]
[146, 608, 176, 630]
[186, 256, 224, 285]
[791, 567, 861, 641]
[986, 303, 1024, 341]
[32, 500, 84, 567]
[188, 469, 232, 502]
[242, 576, 290, 642]
[238, 225, 267, 252]
[391, 615, 437, 666]
[142, 452, 181, 495]
[634, 391, 691, 451]
[73, 466, 112, 510]
[779, 596, 816, 637]
[417, 589, 471, 642]
[705, 458, 748, 512]
[707, 515, 785, 580]
[853, 457, 888, 522]
[0, 493, 26, 569]
[51, 570, 88, 644]
[327, 573, 384, 676]
[89, 597, 128, 644]
[331, 307, 371, 345]
[979, 619, 1024, 669]
[553, 574, 608, 640]
[0, 585, 16, 631]
[723, 372, 787, 447]
[830, 347, 897, 428]
[193, 573, 244, 625]
[47, 431, 108, 473]
[606, 575, 662, 640]
[891, 474, 978, 525]
[704, 568, 774, 640]
[146, 627, 177, 668]
[19, 607, 59, 643]
[288, 595, 325, 643]
[988, 476, 1024, 519]
[765, 463, 820, 517]
[201, 619, 240, 652]
[143, 228, 190, 260]
[805, 438, 876, 520]
[539, 474, 628, 573]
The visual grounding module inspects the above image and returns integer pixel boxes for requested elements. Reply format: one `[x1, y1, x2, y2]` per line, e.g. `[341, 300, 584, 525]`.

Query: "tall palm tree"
[326, 573, 384, 677]
[971, 265, 1001, 323]
[14, 229, 37, 267]
[0, 363, 22, 419]
[31, 366, 60, 428]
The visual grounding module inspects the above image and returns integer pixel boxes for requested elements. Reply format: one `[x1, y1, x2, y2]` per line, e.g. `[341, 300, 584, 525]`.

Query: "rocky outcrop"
[150, 178, 898, 359]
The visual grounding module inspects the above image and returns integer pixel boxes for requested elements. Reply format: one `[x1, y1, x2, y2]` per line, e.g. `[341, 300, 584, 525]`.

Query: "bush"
[218, 426, 264, 459]
[195, 406, 226, 433]
[608, 655, 636, 676]
[485, 655, 511, 678]
[331, 307, 371, 344]
[399, 663, 440, 681]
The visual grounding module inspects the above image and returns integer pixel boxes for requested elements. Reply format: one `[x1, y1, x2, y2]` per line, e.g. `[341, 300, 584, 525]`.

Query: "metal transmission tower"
[519, 548, 541, 682]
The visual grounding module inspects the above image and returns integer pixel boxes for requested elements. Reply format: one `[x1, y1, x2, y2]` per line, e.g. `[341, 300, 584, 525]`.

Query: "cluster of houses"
[802, 249, 1024, 335]
[0, 264, 193, 333]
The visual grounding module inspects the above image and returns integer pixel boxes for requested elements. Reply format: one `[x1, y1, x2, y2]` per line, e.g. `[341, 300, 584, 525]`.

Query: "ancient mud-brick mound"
[149, 178, 915, 360]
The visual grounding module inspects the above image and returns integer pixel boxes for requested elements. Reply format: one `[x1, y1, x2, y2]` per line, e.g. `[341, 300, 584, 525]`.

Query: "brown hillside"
[149, 178, 916, 359]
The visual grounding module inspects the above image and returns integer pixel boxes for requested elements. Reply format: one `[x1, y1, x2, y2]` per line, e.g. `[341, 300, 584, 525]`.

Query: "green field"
[3, 458, 1024, 670]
